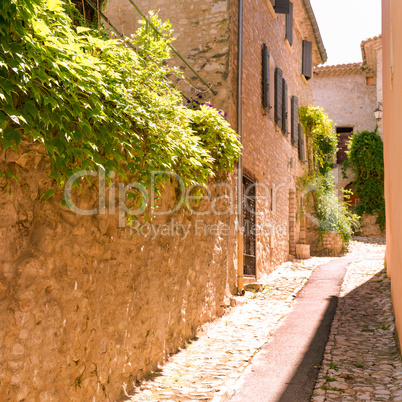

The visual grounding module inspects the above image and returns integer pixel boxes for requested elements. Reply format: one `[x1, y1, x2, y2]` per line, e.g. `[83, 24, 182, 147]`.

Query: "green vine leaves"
[0, 0, 241, 210]
[346, 129, 385, 230]
[299, 106, 359, 244]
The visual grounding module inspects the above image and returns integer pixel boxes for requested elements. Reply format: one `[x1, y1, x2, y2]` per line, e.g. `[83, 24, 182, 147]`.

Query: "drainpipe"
[236, 0, 244, 294]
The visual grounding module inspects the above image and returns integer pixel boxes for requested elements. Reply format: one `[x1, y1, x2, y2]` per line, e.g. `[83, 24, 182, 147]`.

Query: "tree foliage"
[0, 0, 241, 202]
[346, 129, 385, 229]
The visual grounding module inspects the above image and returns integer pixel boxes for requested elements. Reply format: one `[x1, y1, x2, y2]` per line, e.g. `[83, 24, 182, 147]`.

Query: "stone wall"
[360, 213, 385, 238]
[311, 73, 378, 133]
[0, 142, 237, 401]
[105, 0, 233, 113]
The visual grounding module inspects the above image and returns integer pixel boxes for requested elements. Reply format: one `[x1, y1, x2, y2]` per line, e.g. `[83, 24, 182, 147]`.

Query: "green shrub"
[345, 129, 385, 230]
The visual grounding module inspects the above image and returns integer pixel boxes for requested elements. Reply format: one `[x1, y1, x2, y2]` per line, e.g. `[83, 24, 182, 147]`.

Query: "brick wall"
[239, 0, 313, 277]
[105, 0, 317, 275]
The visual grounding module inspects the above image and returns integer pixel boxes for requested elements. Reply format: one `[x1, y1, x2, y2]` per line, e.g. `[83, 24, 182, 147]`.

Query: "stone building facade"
[105, 0, 327, 274]
[0, 1, 327, 400]
[311, 36, 384, 236]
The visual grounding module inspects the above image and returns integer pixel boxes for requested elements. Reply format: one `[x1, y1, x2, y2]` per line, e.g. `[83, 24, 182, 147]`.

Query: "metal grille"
[243, 175, 256, 277]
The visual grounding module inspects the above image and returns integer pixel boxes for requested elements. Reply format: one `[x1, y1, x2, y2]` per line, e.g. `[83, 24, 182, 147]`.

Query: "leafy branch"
[0, 0, 241, 210]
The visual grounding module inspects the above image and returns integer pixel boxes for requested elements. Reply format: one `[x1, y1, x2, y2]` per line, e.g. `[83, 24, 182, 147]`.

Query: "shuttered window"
[302, 40, 313, 80]
[262, 43, 270, 113]
[274, 67, 283, 128]
[286, 2, 293, 45]
[274, 0, 290, 14]
[298, 123, 306, 162]
[291, 95, 298, 147]
[282, 78, 288, 135]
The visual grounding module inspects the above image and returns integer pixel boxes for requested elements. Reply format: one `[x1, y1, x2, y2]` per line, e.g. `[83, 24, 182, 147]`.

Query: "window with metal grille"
[243, 175, 256, 277]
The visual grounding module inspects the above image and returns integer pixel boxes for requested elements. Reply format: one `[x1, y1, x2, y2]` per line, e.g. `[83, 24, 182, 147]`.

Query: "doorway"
[243, 175, 256, 277]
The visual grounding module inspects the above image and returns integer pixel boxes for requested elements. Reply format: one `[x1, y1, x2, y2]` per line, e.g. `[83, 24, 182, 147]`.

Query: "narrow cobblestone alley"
[123, 237, 397, 402]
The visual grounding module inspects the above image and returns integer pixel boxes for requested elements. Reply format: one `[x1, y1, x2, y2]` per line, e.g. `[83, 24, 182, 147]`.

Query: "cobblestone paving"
[123, 255, 333, 401]
[311, 237, 402, 401]
[123, 237, 395, 402]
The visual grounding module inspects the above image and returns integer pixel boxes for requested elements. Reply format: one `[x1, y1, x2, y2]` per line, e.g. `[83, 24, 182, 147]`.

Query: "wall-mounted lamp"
[374, 102, 383, 121]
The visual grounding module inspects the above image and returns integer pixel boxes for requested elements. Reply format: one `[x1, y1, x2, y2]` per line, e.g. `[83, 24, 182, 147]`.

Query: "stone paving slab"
[122, 256, 332, 401]
[311, 238, 402, 402]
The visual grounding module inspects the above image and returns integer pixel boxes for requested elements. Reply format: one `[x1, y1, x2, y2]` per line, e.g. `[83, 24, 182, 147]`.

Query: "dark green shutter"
[282, 78, 288, 135]
[275, 67, 283, 128]
[291, 95, 298, 147]
[262, 43, 270, 112]
[302, 40, 313, 80]
[298, 123, 306, 162]
[274, 0, 290, 14]
[286, 2, 293, 45]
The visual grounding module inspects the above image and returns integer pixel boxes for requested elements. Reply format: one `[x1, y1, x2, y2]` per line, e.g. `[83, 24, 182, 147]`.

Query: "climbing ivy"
[298, 105, 337, 176]
[345, 129, 385, 230]
[299, 106, 359, 244]
[0, 0, 241, 205]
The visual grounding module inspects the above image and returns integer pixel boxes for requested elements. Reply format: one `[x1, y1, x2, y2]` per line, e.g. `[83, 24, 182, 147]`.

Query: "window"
[274, 0, 290, 14]
[336, 127, 353, 164]
[274, 67, 283, 128]
[302, 40, 313, 80]
[291, 95, 299, 147]
[366, 77, 375, 85]
[243, 175, 256, 277]
[262, 43, 270, 113]
[286, 2, 293, 45]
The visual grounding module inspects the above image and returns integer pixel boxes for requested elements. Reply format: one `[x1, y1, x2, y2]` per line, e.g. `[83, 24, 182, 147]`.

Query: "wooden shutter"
[302, 40, 313, 80]
[298, 123, 306, 162]
[274, 0, 290, 14]
[291, 95, 298, 147]
[282, 78, 288, 135]
[286, 2, 293, 45]
[275, 67, 283, 128]
[262, 43, 270, 113]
